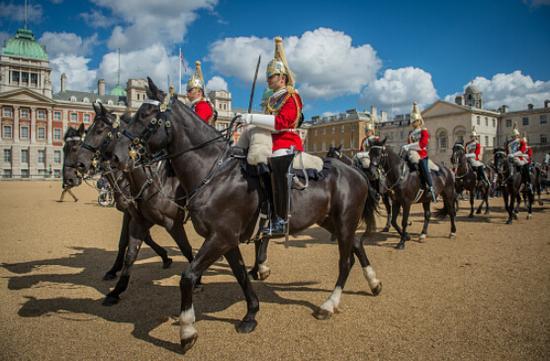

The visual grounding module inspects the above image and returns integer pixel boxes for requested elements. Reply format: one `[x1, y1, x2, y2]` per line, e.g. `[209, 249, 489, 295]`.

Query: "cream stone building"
[1, 26, 233, 180]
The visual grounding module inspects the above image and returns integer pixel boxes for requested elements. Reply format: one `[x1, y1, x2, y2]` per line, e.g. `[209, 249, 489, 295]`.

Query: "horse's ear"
[92, 102, 100, 115]
[382, 136, 387, 145]
[98, 102, 107, 115]
[147, 76, 165, 102]
[77, 123, 85, 137]
[337, 144, 342, 150]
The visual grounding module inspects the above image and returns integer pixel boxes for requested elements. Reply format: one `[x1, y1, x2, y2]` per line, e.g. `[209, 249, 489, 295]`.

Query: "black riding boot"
[522, 164, 532, 193]
[260, 153, 294, 237]
[419, 158, 437, 202]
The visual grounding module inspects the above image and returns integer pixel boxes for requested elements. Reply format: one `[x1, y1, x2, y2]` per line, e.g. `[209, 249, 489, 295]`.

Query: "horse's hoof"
[475, 209, 481, 214]
[395, 242, 405, 250]
[506, 219, 512, 225]
[404, 234, 411, 242]
[513, 214, 518, 220]
[382, 226, 390, 233]
[193, 283, 204, 293]
[484, 210, 490, 215]
[468, 213, 474, 218]
[419, 234, 427, 242]
[313, 308, 333, 320]
[102, 272, 117, 281]
[538, 201, 544, 206]
[371, 282, 382, 296]
[180, 333, 198, 354]
[248, 270, 259, 281]
[449, 233, 456, 239]
[259, 269, 271, 281]
[526, 214, 532, 220]
[102, 295, 120, 306]
[236, 320, 257, 333]
[162, 258, 173, 269]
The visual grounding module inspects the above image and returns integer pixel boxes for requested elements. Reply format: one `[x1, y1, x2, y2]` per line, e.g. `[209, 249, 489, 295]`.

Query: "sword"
[248, 54, 262, 113]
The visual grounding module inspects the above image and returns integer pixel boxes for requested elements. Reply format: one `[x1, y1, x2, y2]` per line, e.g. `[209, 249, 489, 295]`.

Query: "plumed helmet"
[365, 123, 375, 132]
[266, 37, 295, 87]
[511, 122, 520, 137]
[471, 125, 478, 138]
[186, 60, 205, 92]
[410, 102, 424, 126]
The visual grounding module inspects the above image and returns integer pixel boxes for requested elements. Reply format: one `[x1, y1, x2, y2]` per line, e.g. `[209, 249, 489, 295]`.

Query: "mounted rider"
[186, 60, 215, 124]
[401, 102, 437, 202]
[465, 126, 491, 187]
[507, 124, 531, 191]
[236, 36, 304, 237]
[356, 123, 378, 170]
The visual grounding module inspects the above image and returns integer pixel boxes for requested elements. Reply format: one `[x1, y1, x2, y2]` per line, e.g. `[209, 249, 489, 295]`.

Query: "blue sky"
[1, 0, 550, 117]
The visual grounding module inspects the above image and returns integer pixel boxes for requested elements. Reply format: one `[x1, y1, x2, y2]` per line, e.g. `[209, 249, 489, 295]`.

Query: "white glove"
[465, 153, 475, 158]
[235, 113, 253, 125]
[401, 144, 410, 152]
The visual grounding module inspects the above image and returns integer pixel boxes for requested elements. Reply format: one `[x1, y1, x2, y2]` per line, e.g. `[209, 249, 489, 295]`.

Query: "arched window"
[70, 96, 77, 102]
[107, 100, 113, 105]
[82, 97, 90, 103]
[436, 128, 448, 152]
[453, 126, 466, 145]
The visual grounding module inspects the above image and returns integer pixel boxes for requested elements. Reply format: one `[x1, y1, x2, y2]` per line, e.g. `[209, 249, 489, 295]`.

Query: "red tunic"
[465, 140, 481, 161]
[408, 128, 429, 159]
[193, 100, 213, 124]
[526, 146, 533, 163]
[270, 91, 303, 152]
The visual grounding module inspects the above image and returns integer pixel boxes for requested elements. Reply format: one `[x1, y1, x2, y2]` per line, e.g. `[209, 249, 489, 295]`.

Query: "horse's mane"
[172, 99, 223, 137]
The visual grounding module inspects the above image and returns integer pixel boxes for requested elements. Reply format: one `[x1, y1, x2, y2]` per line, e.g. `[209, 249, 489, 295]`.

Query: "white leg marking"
[320, 286, 342, 313]
[258, 262, 270, 274]
[362, 266, 380, 290]
[179, 305, 197, 340]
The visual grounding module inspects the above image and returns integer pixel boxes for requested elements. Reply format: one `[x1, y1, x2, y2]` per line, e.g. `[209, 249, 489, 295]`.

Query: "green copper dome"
[2, 28, 48, 61]
[110, 84, 127, 96]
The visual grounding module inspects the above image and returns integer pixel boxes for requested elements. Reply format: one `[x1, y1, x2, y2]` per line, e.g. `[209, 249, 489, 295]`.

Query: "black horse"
[493, 148, 534, 223]
[110, 78, 382, 353]
[61, 125, 85, 198]
[327, 145, 394, 233]
[368, 138, 457, 249]
[450, 142, 491, 217]
[74, 103, 197, 302]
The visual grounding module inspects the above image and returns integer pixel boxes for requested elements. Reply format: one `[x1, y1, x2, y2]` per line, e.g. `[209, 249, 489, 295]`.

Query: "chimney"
[98, 79, 106, 96]
[501, 104, 509, 113]
[545, 100, 550, 108]
[528, 103, 534, 111]
[370, 105, 377, 121]
[455, 95, 464, 106]
[60, 73, 67, 93]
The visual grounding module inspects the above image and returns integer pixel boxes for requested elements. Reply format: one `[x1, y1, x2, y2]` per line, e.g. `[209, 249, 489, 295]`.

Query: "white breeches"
[407, 150, 421, 164]
[237, 125, 273, 165]
[467, 158, 483, 168]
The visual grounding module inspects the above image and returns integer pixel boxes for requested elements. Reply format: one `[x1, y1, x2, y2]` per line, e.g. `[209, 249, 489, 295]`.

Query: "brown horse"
[109, 77, 382, 353]
[368, 138, 457, 249]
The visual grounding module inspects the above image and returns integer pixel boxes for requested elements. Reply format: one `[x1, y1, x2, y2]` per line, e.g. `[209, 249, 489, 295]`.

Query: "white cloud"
[445, 71, 550, 111]
[91, 0, 217, 51]
[0, 3, 43, 23]
[208, 28, 382, 100]
[97, 44, 187, 91]
[80, 10, 115, 28]
[39, 32, 99, 58]
[50, 55, 97, 92]
[361, 67, 438, 114]
[206, 76, 227, 91]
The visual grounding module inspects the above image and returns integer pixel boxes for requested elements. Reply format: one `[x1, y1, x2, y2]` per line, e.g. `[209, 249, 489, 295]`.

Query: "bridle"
[80, 114, 121, 160]
[370, 145, 402, 192]
[451, 144, 470, 179]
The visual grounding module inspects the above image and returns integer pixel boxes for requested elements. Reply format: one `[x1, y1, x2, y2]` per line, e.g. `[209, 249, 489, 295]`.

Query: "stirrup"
[260, 216, 287, 238]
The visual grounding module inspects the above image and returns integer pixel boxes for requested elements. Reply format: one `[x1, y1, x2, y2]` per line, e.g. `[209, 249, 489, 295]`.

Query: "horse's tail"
[434, 169, 457, 219]
[363, 179, 379, 234]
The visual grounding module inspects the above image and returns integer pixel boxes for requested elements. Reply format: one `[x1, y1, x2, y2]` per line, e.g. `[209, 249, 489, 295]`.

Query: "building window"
[322, 142, 326, 151]
[332, 127, 336, 134]
[542, 134, 548, 144]
[341, 125, 345, 134]
[323, 128, 326, 135]
[83, 114, 90, 123]
[83, 97, 90, 103]
[54, 111, 62, 121]
[11, 71, 20, 84]
[54, 150, 62, 164]
[53, 128, 62, 141]
[30, 73, 38, 87]
[485, 117, 488, 126]
[70, 113, 78, 122]
[2, 125, 12, 139]
[437, 129, 448, 152]
[107, 100, 113, 105]
[54, 169, 61, 178]
[522, 117, 529, 126]
[3, 107, 13, 117]
[37, 127, 46, 140]
[38, 150, 46, 163]
[20, 125, 29, 139]
[21, 149, 29, 163]
[485, 136, 489, 146]
[21, 169, 29, 178]
[541, 115, 547, 125]
[22, 71, 29, 84]
[3, 169, 12, 178]
[506, 119, 512, 127]
[492, 118, 496, 127]
[70, 96, 77, 102]
[476, 116, 480, 125]
[3, 149, 11, 162]
[37, 110, 46, 120]
[20, 108, 30, 119]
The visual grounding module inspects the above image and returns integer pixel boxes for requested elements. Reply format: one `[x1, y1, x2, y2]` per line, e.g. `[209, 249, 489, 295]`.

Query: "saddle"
[404, 156, 441, 174]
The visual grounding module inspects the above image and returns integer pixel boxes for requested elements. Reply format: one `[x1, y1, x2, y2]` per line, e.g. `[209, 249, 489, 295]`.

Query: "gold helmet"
[186, 60, 205, 92]
[365, 122, 375, 133]
[471, 125, 478, 138]
[410, 102, 424, 126]
[266, 36, 295, 88]
[511, 122, 520, 137]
